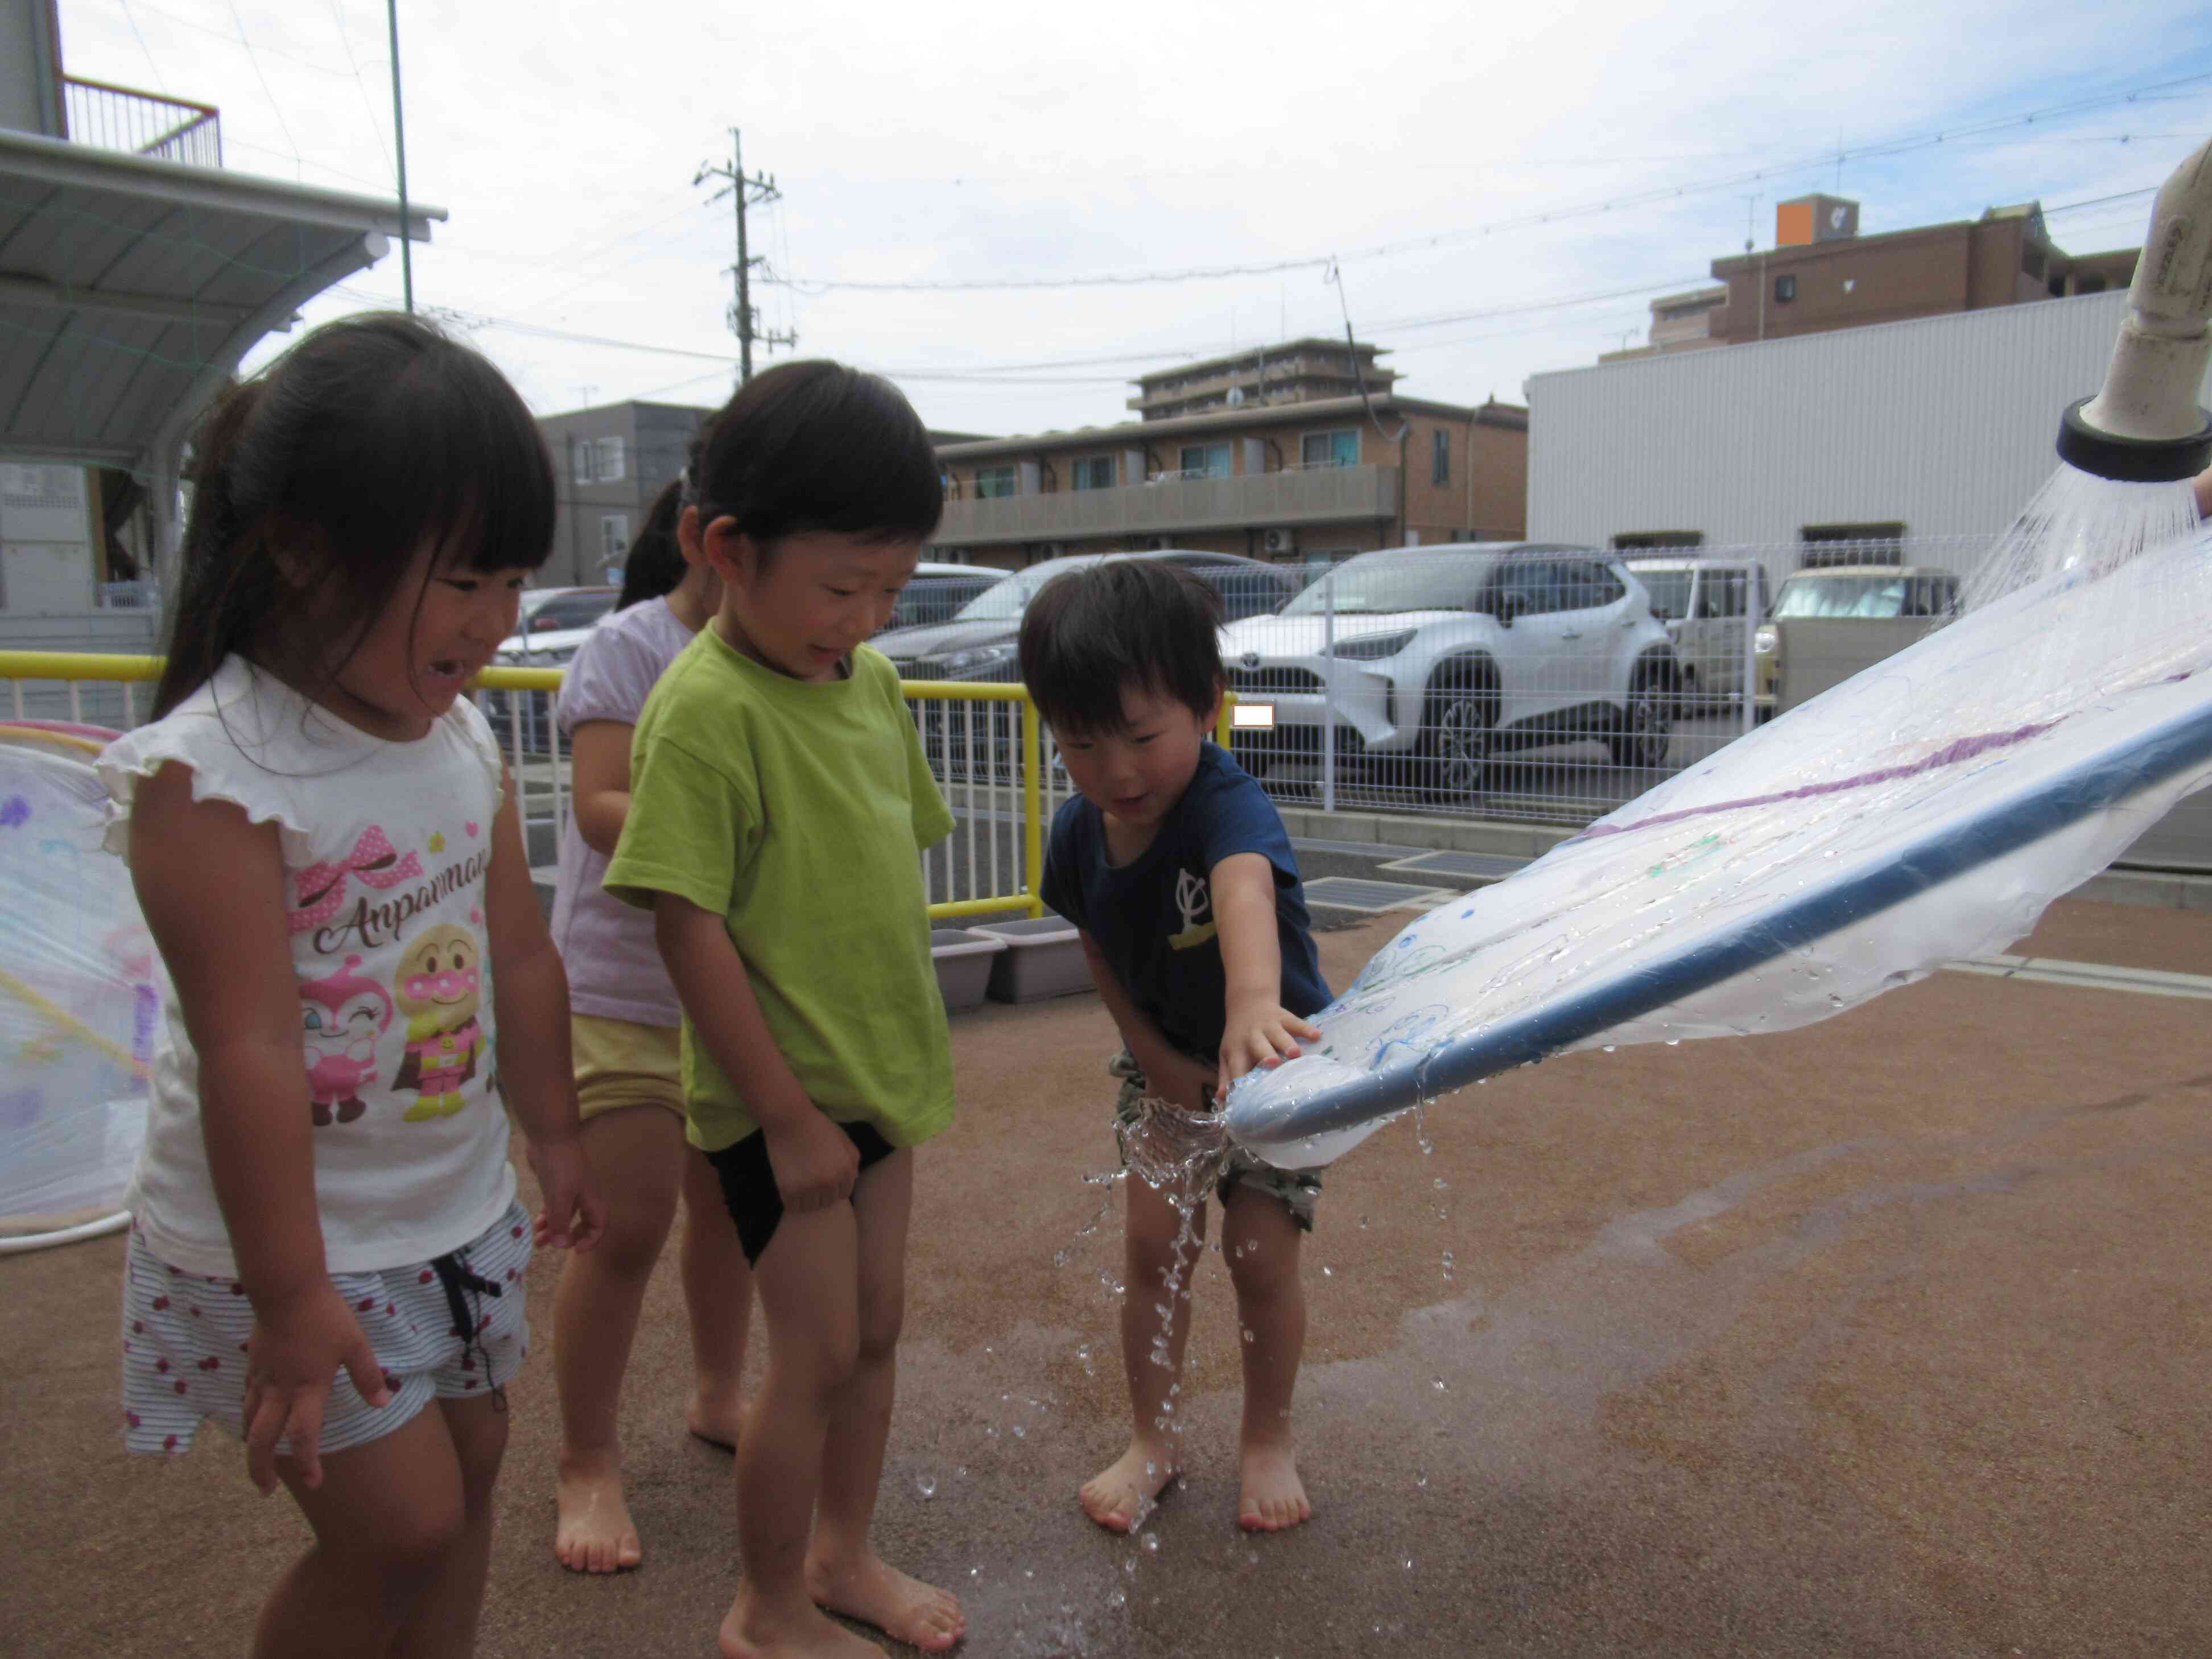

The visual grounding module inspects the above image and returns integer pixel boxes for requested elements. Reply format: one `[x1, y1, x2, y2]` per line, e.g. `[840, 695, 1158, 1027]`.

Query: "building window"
[1070, 456, 1116, 490]
[1773, 274, 1797, 304]
[1178, 443, 1232, 478]
[974, 464, 1018, 499]
[1612, 531, 1705, 550]
[1431, 429, 1450, 487]
[1800, 521, 1905, 568]
[595, 437, 626, 483]
[601, 514, 630, 563]
[1300, 430, 1359, 469]
[572, 440, 594, 485]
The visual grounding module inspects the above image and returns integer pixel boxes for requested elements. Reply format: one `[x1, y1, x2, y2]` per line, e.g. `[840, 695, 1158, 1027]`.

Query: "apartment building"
[536, 401, 711, 588]
[933, 342, 1526, 570]
[1607, 193, 2138, 360]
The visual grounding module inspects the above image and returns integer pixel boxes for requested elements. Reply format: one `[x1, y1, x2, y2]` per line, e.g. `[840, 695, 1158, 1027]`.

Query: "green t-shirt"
[603, 628, 957, 1152]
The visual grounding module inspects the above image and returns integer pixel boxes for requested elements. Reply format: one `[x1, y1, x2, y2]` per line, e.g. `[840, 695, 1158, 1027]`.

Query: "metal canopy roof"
[0, 127, 442, 480]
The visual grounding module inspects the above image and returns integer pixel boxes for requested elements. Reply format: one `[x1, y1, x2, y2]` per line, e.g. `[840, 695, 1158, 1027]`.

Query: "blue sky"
[51, 0, 2212, 436]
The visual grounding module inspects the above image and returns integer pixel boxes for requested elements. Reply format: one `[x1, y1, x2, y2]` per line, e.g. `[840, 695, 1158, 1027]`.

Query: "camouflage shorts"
[1109, 1050, 1322, 1231]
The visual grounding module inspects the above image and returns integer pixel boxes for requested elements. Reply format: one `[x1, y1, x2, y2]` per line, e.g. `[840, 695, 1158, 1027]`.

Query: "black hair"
[1017, 560, 1224, 735]
[691, 360, 942, 572]
[616, 477, 688, 610]
[153, 311, 555, 718]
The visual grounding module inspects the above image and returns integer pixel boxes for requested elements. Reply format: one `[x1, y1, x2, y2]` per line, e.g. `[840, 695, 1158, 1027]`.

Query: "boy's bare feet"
[555, 1447, 643, 1573]
[806, 1551, 965, 1652]
[687, 1383, 749, 1451]
[719, 1588, 883, 1659]
[1237, 1441, 1311, 1532]
[1079, 1441, 1178, 1533]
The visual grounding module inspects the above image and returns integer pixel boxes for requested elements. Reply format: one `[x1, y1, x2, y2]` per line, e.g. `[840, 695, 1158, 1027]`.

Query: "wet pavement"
[7, 897, 2211, 1657]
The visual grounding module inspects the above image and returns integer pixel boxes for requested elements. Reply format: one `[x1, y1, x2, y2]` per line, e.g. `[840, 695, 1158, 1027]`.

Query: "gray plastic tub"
[972, 913, 1091, 1002]
[930, 928, 1007, 1014]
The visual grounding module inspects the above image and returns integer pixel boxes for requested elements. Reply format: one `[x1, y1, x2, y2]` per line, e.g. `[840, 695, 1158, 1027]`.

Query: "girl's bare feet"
[1237, 1440, 1311, 1532]
[687, 1383, 749, 1451]
[806, 1550, 965, 1652]
[1079, 1440, 1178, 1533]
[719, 1587, 883, 1659]
[554, 1446, 643, 1573]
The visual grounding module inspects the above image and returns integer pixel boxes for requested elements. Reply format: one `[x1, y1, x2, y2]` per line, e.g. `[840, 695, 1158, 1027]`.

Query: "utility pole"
[386, 0, 413, 311]
[694, 127, 794, 382]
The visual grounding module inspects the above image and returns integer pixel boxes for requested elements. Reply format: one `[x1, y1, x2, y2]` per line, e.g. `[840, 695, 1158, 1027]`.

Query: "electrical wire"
[762, 75, 2212, 294]
[325, 0, 395, 178]
[114, 0, 171, 93]
[225, 0, 304, 180]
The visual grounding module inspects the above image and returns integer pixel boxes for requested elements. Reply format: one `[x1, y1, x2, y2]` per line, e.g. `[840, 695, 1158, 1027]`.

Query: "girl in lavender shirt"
[548, 479, 753, 1573]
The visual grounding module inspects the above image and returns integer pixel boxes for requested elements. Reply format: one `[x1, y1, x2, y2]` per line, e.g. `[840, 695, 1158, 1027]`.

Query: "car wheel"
[1609, 668, 1673, 769]
[1421, 685, 1493, 804]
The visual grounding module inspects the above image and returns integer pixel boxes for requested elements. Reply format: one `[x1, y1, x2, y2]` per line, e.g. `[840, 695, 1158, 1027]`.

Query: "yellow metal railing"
[0, 652, 1050, 923]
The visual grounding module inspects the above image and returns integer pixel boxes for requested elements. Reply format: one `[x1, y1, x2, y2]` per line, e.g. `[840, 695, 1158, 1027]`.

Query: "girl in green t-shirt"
[603, 361, 965, 1658]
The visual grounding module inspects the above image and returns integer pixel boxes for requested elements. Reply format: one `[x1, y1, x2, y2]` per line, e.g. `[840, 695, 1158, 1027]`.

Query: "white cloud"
[49, 0, 2212, 436]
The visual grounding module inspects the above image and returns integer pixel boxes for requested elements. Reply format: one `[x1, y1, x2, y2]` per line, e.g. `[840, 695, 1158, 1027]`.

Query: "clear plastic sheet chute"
[1223, 511, 2212, 1170]
[0, 725, 154, 1252]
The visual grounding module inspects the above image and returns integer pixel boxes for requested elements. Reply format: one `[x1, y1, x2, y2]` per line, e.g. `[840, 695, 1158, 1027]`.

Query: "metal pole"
[1740, 559, 1762, 740]
[386, 0, 414, 312]
[1322, 570, 1338, 813]
[732, 127, 752, 382]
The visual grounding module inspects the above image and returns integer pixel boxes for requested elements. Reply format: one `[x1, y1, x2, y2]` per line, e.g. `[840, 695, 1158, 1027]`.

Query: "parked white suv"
[1219, 543, 1682, 800]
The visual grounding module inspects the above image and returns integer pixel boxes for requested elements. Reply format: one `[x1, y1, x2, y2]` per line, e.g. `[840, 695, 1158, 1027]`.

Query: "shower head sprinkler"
[2057, 135, 2212, 483]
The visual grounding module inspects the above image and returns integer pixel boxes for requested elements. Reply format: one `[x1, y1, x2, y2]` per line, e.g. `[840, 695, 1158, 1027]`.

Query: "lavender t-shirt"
[550, 598, 696, 1026]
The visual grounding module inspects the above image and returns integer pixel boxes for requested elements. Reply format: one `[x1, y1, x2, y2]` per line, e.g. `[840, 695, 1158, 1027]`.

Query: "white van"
[1623, 558, 1769, 712]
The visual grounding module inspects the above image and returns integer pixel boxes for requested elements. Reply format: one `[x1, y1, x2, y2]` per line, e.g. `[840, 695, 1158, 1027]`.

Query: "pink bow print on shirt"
[288, 827, 424, 934]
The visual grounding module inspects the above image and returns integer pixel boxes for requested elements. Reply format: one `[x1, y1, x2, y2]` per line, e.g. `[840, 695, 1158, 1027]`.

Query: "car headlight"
[944, 644, 1017, 674]
[1324, 629, 1417, 661]
[1753, 626, 1777, 655]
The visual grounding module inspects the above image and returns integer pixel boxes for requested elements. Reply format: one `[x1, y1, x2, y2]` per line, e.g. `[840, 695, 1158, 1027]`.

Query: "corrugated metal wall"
[1528, 290, 2208, 560]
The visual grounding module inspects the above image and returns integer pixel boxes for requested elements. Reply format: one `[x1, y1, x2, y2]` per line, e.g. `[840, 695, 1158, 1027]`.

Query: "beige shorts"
[573, 1013, 685, 1124]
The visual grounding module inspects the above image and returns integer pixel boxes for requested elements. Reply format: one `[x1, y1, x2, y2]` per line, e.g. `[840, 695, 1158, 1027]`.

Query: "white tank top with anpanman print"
[98, 657, 517, 1278]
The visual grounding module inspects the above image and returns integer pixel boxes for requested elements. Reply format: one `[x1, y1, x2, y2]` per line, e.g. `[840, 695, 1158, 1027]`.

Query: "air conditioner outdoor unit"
[1261, 528, 1297, 555]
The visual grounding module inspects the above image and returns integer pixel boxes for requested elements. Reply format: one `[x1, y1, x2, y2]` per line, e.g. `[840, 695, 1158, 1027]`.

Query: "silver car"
[1218, 543, 1682, 800]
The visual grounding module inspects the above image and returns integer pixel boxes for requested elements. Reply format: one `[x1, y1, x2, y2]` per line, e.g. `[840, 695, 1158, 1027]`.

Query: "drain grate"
[1375, 849, 1529, 883]
[1301, 877, 1456, 914]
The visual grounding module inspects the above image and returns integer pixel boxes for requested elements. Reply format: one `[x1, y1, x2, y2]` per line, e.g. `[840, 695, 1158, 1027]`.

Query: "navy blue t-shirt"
[1041, 743, 1330, 1060]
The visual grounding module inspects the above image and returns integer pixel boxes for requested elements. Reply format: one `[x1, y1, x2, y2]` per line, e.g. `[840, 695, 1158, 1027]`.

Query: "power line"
[225, 0, 304, 180]
[115, 0, 170, 93]
[762, 75, 2212, 294]
[326, 0, 394, 177]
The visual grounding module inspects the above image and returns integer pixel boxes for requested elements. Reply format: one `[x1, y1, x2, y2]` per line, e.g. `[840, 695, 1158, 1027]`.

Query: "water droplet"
[1053, 1248, 1070, 1268]
[956, 1464, 967, 1478]
[1358, 1215, 1369, 1229]
[1433, 1177, 1448, 1191]
[917, 1474, 937, 1500]
[1441, 1250, 1455, 1280]
[1242, 1327, 1256, 1343]
[1415, 1471, 1429, 1488]
[1142, 1532, 1160, 1554]
[1404, 1556, 1415, 1571]
[1108, 1588, 1127, 1608]
[1012, 1423, 1026, 1440]
[1123, 1555, 1138, 1577]
[1431, 1376, 1447, 1392]
[1665, 1038, 1681, 1047]
[1602, 1043, 1617, 1053]
[969, 1566, 981, 1580]
[1321, 1264, 1334, 1278]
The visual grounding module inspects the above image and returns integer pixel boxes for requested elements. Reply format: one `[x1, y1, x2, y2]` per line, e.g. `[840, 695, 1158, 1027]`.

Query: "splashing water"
[1223, 474, 2212, 1166]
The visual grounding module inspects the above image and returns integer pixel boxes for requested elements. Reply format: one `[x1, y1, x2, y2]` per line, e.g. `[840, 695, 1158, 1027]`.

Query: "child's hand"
[1218, 998, 1323, 1101]
[530, 1135, 605, 1252]
[241, 1284, 390, 1495]
[764, 1111, 861, 1212]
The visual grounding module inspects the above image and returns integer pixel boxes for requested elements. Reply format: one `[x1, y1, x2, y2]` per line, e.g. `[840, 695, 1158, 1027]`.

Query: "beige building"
[933, 341, 1526, 570]
[1607, 194, 2138, 361]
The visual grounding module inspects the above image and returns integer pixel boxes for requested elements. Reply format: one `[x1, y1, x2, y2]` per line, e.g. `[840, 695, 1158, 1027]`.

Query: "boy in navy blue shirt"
[1022, 559, 1331, 1536]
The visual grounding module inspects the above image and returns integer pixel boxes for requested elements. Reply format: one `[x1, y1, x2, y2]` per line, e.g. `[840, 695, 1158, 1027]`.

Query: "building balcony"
[63, 77, 221, 168]
[938, 463, 1399, 547]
